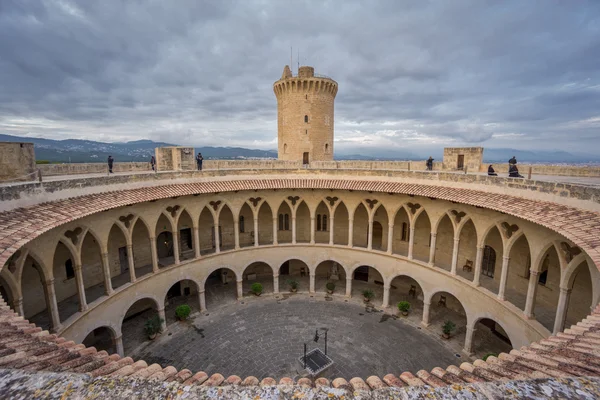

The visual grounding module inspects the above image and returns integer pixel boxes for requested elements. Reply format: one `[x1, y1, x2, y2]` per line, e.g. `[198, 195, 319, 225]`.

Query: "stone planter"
[401, 311, 409, 317]
[442, 333, 450, 340]
[290, 288, 297, 293]
[148, 333, 157, 341]
[327, 289, 334, 295]
[253, 292, 262, 297]
[363, 297, 370, 303]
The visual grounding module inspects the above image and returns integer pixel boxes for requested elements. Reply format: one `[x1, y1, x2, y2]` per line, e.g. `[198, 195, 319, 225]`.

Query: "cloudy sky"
[0, 1, 599, 156]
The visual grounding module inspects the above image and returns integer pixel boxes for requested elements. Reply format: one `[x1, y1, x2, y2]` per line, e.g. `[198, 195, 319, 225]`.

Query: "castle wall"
[0, 142, 36, 182]
[443, 147, 484, 171]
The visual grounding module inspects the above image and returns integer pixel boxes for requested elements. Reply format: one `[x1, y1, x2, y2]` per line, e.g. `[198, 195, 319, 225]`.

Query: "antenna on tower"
[290, 46, 293, 74]
[297, 48, 300, 71]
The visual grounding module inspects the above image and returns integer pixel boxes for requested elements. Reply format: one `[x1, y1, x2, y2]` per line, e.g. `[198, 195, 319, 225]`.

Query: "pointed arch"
[156, 212, 175, 265]
[533, 244, 562, 331]
[239, 202, 254, 248]
[131, 218, 152, 279]
[564, 259, 594, 328]
[314, 201, 330, 244]
[52, 239, 81, 322]
[456, 219, 477, 280]
[21, 254, 52, 330]
[392, 206, 410, 256]
[276, 201, 292, 244]
[177, 209, 195, 259]
[434, 214, 454, 272]
[412, 209, 432, 263]
[333, 201, 349, 246]
[478, 225, 504, 294]
[218, 204, 235, 251]
[295, 201, 310, 243]
[372, 204, 389, 251]
[79, 230, 104, 305]
[352, 203, 369, 248]
[503, 233, 532, 311]
[198, 206, 215, 255]
[257, 201, 273, 245]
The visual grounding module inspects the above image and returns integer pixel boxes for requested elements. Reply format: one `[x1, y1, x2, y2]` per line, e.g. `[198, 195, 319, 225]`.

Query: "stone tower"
[273, 65, 338, 163]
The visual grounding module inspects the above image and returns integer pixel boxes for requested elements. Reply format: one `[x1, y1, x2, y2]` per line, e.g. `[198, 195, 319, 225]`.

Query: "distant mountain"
[482, 148, 600, 164]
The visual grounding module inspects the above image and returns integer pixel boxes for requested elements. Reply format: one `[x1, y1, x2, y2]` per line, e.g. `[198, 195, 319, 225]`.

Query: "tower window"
[304, 115, 308, 123]
[305, 130, 307, 135]
[284, 144, 287, 153]
[305, 94, 307, 100]
[325, 143, 329, 152]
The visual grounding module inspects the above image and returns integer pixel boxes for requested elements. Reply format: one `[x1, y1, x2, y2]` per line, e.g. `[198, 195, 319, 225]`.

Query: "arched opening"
[479, 226, 504, 294]
[239, 203, 254, 248]
[121, 297, 160, 355]
[131, 219, 152, 279]
[412, 211, 431, 262]
[0, 275, 11, 306]
[503, 234, 531, 311]
[352, 203, 369, 248]
[204, 267, 237, 309]
[392, 207, 410, 256]
[177, 210, 195, 260]
[333, 202, 349, 246]
[164, 279, 200, 326]
[314, 260, 346, 293]
[22, 256, 52, 330]
[435, 214, 454, 272]
[107, 224, 130, 289]
[156, 213, 175, 266]
[277, 201, 292, 244]
[314, 201, 330, 244]
[257, 202, 273, 245]
[533, 245, 561, 331]
[471, 318, 512, 358]
[53, 241, 81, 322]
[243, 262, 274, 295]
[295, 201, 310, 243]
[351, 266, 384, 303]
[429, 291, 467, 348]
[389, 275, 424, 321]
[565, 261, 593, 328]
[372, 205, 388, 251]
[279, 259, 310, 292]
[80, 231, 105, 305]
[198, 207, 215, 255]
[83, 326, 116, 355]
[218, 205, 235, 251]
[456, 220, 477, 281]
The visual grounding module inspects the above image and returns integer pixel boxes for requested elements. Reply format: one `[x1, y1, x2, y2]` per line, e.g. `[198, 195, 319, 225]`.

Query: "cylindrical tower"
[273, 65, 338, 163]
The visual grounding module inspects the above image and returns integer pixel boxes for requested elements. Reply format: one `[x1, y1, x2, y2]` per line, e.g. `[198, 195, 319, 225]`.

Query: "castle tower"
[273, 65, 338, 163]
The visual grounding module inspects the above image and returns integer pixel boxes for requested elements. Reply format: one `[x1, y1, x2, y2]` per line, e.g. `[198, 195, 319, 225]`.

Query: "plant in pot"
[144, 315, 163, 340]
[251, 282, 263, 296]
[287, 279, 299, 293]
[397, 301, 411, 316]
[442, 320, 456, 339]
[175, 304, 192, 321]
[362, 289, 375, 303]
[326, 281, 335, 294]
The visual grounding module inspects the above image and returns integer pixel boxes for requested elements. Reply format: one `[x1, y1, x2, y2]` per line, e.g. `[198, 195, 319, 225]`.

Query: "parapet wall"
[39, 162, 151, 176]
[0, 142, 36, 182]
[480, 163, 600, 177]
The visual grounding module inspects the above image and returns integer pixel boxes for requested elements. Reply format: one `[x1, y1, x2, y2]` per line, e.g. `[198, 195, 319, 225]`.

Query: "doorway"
[303, 152, 309, 165]
[280, 261, 290, 275]
[118, 247, 128, 274]
[457, 154, 465, 170]
[482, 245, 496, 278]
[354, 266, 369, 282]
[179, 228, 192, 251]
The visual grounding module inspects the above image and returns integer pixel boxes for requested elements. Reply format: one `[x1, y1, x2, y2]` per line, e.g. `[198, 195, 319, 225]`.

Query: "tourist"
[488, 165, 498, 176]
[107, 155, 114, 174]
[426, 156, 434, 171]
[508, 156, 517, 165]
[508, 163, 524, 178]
[150, 155, 156, 172]
[196, 152, 204, 171]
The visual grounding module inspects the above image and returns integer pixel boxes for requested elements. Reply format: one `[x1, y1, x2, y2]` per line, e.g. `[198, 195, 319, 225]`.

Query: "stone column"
[473, 245, 484, 286]
[463, 326, 475, 355]
[272, 217, 278, 245]
[329, 216, 334, 245]
[44, 279, 62, 332]
[253, 217, 259, 247]
[387, 223, 394, 254]
[450, 238, 460, 275]
[12, 298, 24, 317]
[193, 226, 201, 258]
[348, 218, 354, 247]
[309, 273, 315, 294]
[273, 274, 279, 294]
[234, 220, 240, 249]
[127, 244, 136, 283]
[101, 252, 113, 295]
[150, 236, 159, 273]
[553, 287, 572, 334]
[382, 284, 390, 308]
[213, 225, 220, 254]
[236, 280, 243, 300]
[408, 227, 415, 259]
[367, 217, 373, 250]
[172, 230, 180, 264]
[199, 290, 206, 313]
[114, 335, 124, 357]
[524, 270, 539, 319]
[345, 277, 352, 297]
[428, 233, 437, 266]
[498, 256, 510, 300]
[73, 263, 88, 312]
[421, 301, 431, 327]
[310, 217, 315, 244]
[158, 308, 167, 332]
[292, 217, 297, 244]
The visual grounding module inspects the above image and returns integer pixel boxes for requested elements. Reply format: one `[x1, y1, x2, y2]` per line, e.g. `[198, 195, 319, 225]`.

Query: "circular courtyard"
[129, 294, 462, 380]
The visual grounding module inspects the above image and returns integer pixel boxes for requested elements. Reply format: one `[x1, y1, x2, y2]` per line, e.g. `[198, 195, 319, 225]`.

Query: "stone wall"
[0, 142, 36, 182]
[155, 147, 195, 171]
[480, 163, 600, 177]
[39, 162, 151, 176]
[443, 147, 484, 171]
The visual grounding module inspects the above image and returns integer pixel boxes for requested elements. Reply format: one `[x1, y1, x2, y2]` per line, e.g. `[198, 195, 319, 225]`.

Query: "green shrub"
[36, 160, 51, 164]
[287, 279, 299, 290]
[442, 320, 456, 335]
[251, 282, 263, 294]
[362, 289, 375, 300]
[144, 315, 163, 337]
[326, 282, 335, 291]
[175, 304, 192, 320]
[397, 301, 411, 313]
[482, 353, 498, 361]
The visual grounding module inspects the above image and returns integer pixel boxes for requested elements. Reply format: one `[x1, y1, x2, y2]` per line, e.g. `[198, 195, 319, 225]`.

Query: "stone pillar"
[428, 233, 437, 266]
[172, 230, 180, 264]
[253, 217, 259, 247]
[234, 220, 240, 249]
[115, 335, 124, 357]
[199, 290, 206, 313]
[345, 277, 352, 297]
[127, 244, 136, 283]
[101, 252, 113, 295]
[367, 217, 374, 250]
[382, 284, 390, 308]
[213, 225, 220, 254]
[236, 280, 243, 300]
[524, 270, 539, 319]
[193, 226, 201, 258]
[473, 245, 484, 286]
[463, 326, 475, 355]
[310, 217, 315, 244]
[150, 236, 159, 273]
[421, 301, 431, 327]
[498, 256, 510, 300]
[408, 227, 415, 259]
[450, 238, 460, 275]
[272, 217, 278, 245]
[12, 298, 24, 317]
[387, 223, 394, 254]
[273, 274, 280, 294]
[44, 279, 62, 332]
[553, 287, 572, 334]
[348, 218, 354, 247]
[309, 273, 315, 294]
[73, 263, 88, 312]
[292, 217, 297, 244]
[329, 216, 334, 245]
[158, 308, 167, 332]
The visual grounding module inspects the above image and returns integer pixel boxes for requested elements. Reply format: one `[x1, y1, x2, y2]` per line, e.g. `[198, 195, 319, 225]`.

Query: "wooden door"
[457, 154, 465, 170]
[482, 245, 496, 278]
[303, 152, 309, 165]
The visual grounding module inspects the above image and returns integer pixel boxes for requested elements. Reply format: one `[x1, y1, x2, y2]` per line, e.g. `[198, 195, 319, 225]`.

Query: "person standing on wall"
[107, 155, 114, 174]
[426, 156, 434, 171]
[150, 155, 156, 172]
[196, 152, 204, 171]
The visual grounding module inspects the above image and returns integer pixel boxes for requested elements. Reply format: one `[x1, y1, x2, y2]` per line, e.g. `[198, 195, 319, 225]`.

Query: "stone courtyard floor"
[129, 294, 464, 380]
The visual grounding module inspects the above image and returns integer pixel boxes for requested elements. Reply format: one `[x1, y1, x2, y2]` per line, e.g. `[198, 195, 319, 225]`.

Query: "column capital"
[13, 297, 23, 306]
[410, 226, 415, 231]
[45, 278, 55, 286]
[74, 263, 82, 272]
[309, 272, 315, 277]
[114, 334, 123, 341]
[157, 307, 165, 313]
[236, 279, 243, 284]
[102, 252, 109, 258]
[529, 269, 539, 277]
[559, 287, 572, 295]
[383, 284, 391, 290]
[503, 256, 510, 262]
[150, 235, 156, 241]
[388, 223, 394, 228]
[199, 290, 206, 295]
[127, 243, 133, 249]
[477, 245, 485, 250]
[274, 273, 279, 278]
[453, 238, 460, 244]
[430, 232, 437, 238]
[346, 276, 352, 281]
[423, 301, 431, 307]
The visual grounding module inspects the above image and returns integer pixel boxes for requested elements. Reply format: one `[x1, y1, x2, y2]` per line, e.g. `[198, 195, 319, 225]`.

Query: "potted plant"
[144, 315, 163, 340]
[442, 320, 456, 339]
[362, 289, 375, 303]
[287, 279, 299, 293]
[326, 281, 335, 294]
[251, 282, 263, 296]
[397, 301, 411, 316]
[175, 304, 192, 321]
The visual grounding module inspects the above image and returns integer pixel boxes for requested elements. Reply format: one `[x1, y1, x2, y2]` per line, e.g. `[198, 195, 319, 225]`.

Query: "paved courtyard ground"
[130, 295, 462, 380]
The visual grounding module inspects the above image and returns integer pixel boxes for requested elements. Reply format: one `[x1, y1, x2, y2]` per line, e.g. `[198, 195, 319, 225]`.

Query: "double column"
[150, 236, 159, 273]
[472, 245, 484, 286]
[253, 217, 259, 247]
[127, 244, 136, 283]
[553, 287, 572, 334]
[272, 217, 278, 245]
[497, 256, 510, 300]
[428, 233, 437, 266]
[450, 237, 460, 275]
[386, 223, 394, 254]
[73, 262, 88, 312]
[524, 270, 539, 319]
[101, 251, 113, 295]
[382, 284, 390, 308]
[348, 217, 354, 247]
[329, 216, 335, 245]
[407, 227, 415, 259]
[44, 278, 62, 332]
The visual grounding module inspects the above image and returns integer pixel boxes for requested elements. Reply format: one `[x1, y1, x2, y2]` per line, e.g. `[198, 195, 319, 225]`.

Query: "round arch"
[120, 296, 162, 356]
[426, 290, 469, 347]
[314, 260, 347, 294]
[278, 258, 310, 293]
[82, 325, 119, 355]
[470, 316, 513, 358]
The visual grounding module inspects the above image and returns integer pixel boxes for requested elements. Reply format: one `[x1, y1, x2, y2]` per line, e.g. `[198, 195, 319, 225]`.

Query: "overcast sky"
[0, 1, 599, 155]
